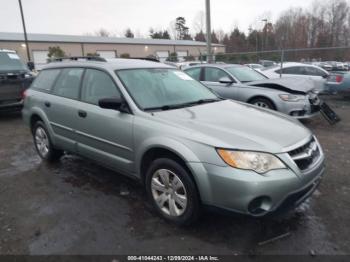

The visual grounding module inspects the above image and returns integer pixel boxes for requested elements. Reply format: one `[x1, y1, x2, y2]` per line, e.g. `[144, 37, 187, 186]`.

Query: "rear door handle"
[44, 101, 51, 107]
[78, 110, 87, 118]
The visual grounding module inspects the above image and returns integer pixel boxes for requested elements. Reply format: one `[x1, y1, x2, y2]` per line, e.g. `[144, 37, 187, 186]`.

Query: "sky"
[0, 0, 316, 37]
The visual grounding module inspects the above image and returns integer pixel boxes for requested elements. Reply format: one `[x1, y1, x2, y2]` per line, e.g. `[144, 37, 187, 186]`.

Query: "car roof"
[184, 63, 243, 70]
[42, 58, 173, 71]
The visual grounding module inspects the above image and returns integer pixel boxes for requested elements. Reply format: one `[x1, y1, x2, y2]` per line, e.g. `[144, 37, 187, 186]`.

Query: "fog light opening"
[248, 196, 272, 215]
[290, 110, 305, 117]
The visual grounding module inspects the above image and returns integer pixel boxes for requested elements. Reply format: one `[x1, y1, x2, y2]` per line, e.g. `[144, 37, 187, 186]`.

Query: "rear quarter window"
[31, 69, 61, 92]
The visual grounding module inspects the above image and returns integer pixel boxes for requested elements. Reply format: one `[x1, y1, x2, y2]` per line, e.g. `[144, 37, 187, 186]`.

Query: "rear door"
[202, 67, 238, 99]
[45, 68, 85, 152]
[76, 68, 134, 173]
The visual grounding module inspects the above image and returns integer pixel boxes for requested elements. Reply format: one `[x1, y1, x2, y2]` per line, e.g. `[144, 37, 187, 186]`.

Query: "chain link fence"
[160, 46, 350, 69]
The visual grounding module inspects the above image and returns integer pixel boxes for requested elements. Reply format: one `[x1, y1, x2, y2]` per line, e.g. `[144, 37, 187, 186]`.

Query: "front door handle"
[44, 101, 51, 107]
[78, 110, 87, 118]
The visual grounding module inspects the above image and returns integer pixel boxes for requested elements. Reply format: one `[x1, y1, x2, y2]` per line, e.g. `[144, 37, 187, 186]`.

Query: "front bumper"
[188, 149, 325, 216]
[278, 94, 321, 119]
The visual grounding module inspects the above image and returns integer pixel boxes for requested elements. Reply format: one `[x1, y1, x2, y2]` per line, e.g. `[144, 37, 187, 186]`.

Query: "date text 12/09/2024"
[126, 256, 220, 261]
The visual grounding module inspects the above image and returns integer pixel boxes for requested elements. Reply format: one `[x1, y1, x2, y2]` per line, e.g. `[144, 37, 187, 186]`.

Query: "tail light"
[335, 75, 344, 83]
[328, 74, 344, 83]
[21, 89, 28, 100]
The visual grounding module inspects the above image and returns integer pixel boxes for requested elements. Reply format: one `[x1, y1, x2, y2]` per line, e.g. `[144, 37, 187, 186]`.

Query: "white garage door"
[33, 51, 49, 70]
[156, 51, 169, 62]
[96, 51, 116, 59]
[176, 51, 188, 62]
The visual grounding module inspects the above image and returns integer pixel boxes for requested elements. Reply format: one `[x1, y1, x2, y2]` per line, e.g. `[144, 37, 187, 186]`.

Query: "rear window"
[0, 52, 27, 72]
[31, 69, 61, 92]
[52, 68, 84, 100]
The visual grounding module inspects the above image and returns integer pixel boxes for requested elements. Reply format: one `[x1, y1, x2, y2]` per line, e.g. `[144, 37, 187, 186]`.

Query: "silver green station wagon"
[22, 57, 325, 225]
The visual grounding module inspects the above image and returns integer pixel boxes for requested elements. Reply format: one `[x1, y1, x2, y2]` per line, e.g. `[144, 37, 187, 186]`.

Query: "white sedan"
[261, 62, 329, 93]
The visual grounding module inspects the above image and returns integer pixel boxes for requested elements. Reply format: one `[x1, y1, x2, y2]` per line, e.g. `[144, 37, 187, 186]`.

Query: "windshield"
[116, 68, 219, 111]
[226, 66, 267, 83]
[0, 52, 27, 72]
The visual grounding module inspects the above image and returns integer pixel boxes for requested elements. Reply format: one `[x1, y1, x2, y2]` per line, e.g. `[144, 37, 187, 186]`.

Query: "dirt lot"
[0, 95, 349, 255]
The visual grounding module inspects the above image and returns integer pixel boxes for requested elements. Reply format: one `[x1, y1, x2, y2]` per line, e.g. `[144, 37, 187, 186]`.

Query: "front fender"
[135, 137, 214, 201]
[135, 136, 202, 171]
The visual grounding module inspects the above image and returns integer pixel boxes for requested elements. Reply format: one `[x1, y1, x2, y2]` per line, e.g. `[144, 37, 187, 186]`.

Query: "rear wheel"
[250, 98, 275, 110]
[32, 121, 63, 162]
[145, 158, 200, 226]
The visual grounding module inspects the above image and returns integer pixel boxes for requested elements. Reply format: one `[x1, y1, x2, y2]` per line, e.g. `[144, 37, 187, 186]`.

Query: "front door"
[201, 67, 237, 99]
[76, 68, 134, 174]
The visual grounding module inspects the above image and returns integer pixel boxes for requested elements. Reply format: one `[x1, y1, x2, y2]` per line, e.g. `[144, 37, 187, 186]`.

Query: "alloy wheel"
[35, 127, 49, 158]
[254, 101, 270, 108]
[151, 169, 188, 217]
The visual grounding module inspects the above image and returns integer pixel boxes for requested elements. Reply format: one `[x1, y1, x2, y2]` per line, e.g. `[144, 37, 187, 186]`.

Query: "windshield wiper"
[191, 98, 222, 105]
[144, 98, 223, 112]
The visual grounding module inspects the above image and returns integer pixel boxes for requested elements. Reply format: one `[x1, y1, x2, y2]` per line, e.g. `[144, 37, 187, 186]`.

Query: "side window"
[81, 69, 121, 105]
[31, 69, 61, 92]
[52, 68, 84, 100]
[305, 67, 327, 77]
[279, 67, 301, 75]
[185, 68, 201, 81]
[204, 67, 230, 82]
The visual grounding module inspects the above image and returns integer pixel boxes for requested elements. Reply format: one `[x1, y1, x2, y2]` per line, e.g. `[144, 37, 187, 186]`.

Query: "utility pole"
[205, 0, 212, 63]
[262, 19, 268, 52]
[18, 0, 31, 62]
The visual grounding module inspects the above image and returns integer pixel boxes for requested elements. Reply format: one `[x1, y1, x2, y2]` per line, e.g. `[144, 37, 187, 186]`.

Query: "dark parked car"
[0, 49, 34, 112]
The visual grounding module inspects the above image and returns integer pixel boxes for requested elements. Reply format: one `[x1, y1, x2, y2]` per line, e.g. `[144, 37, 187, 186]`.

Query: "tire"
[145, 158, 200, 226]
[32, 121, 63, 162]
[250, 97, 275, 110]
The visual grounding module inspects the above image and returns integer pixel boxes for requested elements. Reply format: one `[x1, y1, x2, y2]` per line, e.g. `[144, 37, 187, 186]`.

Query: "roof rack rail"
[52, 56, 107, 62]
[129, 57, 160, 63]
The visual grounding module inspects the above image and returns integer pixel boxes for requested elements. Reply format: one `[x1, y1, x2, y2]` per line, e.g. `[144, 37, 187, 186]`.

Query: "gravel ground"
[0, 95, 349, 255]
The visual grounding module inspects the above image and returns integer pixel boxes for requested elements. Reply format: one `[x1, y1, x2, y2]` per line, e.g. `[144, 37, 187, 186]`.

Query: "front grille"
[6, 74, 20, 80]
[288, 138, 321, 171]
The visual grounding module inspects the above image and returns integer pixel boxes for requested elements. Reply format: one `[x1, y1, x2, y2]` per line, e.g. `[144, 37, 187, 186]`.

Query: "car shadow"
[55, 153, 310, 253]
[0, 111, 22, 121]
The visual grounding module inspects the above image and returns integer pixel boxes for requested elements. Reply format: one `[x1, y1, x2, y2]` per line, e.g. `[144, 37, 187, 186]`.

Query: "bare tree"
[192, 11, 205, 33]
[95, 28, 112, 37]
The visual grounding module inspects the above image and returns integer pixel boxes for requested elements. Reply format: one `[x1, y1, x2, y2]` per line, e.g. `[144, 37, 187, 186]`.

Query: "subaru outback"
[22, 57, 325, 225]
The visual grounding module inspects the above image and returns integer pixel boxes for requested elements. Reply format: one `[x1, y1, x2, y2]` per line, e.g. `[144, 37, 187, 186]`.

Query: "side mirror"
[27, 62, 35, 71]
[98, 97, 129, 113]
[219, 76, 234, 84]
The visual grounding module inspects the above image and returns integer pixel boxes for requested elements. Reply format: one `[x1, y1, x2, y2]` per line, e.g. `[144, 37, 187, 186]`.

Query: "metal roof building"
[0, 32, 225, 69]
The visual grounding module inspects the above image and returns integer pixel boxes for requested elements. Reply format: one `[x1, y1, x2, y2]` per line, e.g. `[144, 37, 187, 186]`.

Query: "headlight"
[217, 149, 286, 174]
[279, 94, 305, 102]
[24, 73, 32, 78]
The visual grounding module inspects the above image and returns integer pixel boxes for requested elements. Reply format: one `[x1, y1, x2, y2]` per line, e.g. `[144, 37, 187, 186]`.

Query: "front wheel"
[250, 98, 275, 110]
[145, 158, 200, 226]
[32, 121, 63, 162]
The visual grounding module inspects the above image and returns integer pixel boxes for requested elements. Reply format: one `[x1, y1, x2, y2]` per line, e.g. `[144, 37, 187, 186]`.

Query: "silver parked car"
[184, 64, 321, 119]
[23, 58, 325, 225]
[261, 62, 328, 93]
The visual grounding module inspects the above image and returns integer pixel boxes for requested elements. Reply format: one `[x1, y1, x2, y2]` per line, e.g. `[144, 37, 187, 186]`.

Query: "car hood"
[153, 100, 311, 153]
[246, 78, 316, 94]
